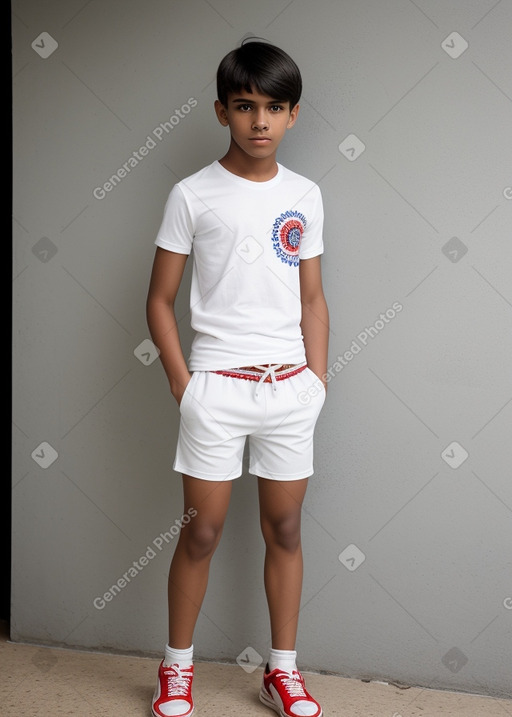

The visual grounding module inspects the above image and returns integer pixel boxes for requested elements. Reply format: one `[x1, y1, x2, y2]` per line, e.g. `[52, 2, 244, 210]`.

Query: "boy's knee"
[262, 514, 301, 552]
[183, 522, 222, 561]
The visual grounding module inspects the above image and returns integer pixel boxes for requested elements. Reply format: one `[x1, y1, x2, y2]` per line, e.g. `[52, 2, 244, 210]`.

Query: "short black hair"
[216, 39, 302, 109]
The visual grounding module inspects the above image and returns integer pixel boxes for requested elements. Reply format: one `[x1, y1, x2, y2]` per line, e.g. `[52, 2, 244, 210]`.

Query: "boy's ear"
[287, 103, 300, 129]
[214, 99, 229, 127]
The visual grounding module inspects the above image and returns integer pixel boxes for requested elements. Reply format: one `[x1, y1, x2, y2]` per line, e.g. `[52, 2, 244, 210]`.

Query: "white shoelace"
[280, 673, 307, 697]
[165, 668, 192, 697]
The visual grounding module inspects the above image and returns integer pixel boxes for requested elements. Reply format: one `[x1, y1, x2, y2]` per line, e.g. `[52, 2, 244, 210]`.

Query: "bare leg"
[258, 477, 308, 651]
[167, 475, 232, 648]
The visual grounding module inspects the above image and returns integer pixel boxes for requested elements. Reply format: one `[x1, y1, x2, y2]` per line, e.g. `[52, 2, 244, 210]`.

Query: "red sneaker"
[260, 663, 322, 717]
[151, 660, 194, 717]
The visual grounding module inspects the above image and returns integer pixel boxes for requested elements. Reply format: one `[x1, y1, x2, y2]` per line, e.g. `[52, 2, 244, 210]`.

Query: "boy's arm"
[299, 255, 329, 390]
[146, 247, 191, 405]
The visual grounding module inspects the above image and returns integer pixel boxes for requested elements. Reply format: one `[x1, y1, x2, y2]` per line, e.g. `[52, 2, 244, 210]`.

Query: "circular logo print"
[271, 210, 306, 266]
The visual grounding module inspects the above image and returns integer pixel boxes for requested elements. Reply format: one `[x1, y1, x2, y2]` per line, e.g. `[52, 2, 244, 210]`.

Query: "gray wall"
[11, 0, 512, 700]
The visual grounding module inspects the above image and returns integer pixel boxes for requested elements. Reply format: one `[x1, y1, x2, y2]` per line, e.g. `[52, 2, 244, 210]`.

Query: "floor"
[1, 620, 510, 716]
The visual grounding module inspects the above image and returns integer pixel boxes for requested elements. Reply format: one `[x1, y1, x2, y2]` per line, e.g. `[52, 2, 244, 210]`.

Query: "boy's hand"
[171, 374, 192, 406]
[308, 367, 327, 394]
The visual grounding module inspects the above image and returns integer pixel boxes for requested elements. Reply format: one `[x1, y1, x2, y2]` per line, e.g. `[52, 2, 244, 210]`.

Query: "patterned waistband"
[212, 362, 307, 384]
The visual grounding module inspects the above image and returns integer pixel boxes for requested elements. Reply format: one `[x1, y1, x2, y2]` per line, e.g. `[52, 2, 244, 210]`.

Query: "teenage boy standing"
[147, 39, 329, 717]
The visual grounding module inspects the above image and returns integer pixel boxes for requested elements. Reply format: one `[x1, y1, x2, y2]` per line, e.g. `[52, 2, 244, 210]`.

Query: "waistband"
[212, 362, 307, 393]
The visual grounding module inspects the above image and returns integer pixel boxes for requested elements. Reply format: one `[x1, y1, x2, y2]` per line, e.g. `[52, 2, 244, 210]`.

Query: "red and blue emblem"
[271, 210, 306, 266]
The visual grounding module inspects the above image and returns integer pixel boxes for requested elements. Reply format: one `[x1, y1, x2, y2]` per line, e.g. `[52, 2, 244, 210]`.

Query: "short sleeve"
[299, 184, 324, 260]
[154, 184, 193, 255]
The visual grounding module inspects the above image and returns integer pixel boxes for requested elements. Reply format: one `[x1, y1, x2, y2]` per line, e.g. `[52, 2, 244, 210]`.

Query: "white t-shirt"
[155, 160, 324, 371]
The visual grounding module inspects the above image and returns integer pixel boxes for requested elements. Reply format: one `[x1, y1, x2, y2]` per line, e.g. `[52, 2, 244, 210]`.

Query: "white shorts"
[174, 365, 326, 481]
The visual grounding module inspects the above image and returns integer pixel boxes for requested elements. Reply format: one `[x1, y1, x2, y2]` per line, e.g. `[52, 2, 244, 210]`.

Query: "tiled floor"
[1, 620, 510, 716]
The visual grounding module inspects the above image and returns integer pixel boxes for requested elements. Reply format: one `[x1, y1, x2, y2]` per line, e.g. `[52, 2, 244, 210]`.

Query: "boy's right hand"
[171, 374, 192, 406]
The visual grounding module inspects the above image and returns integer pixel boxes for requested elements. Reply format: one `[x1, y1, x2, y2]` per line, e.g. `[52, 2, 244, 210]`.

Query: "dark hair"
[216, 39, 302, 109]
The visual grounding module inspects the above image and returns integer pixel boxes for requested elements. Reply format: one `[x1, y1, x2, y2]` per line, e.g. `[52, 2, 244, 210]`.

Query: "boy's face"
[214, 88, 299, 161]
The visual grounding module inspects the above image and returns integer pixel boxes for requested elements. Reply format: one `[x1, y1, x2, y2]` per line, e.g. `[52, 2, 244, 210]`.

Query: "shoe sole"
[152, 706, 194, 717]
[259, 688, 282, 715]
[259, 686, 323, 717]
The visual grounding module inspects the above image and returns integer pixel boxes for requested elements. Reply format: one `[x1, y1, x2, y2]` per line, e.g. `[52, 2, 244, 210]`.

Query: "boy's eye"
[235, 103, 285, 112]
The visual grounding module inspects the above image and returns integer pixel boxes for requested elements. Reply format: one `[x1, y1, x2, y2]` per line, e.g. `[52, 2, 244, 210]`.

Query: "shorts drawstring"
[212, 362, 308, 397]
[254, 364, 282, 396]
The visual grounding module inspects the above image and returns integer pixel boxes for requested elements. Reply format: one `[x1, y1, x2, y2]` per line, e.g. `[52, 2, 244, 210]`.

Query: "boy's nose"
[252, 114, 269, 130]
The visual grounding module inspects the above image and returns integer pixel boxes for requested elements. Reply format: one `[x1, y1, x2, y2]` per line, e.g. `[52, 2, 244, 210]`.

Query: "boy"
[146, 39, 329, 717]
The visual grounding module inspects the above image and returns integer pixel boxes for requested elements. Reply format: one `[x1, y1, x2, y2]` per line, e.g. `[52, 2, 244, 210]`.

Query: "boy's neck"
[218, 142, 279, 182]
